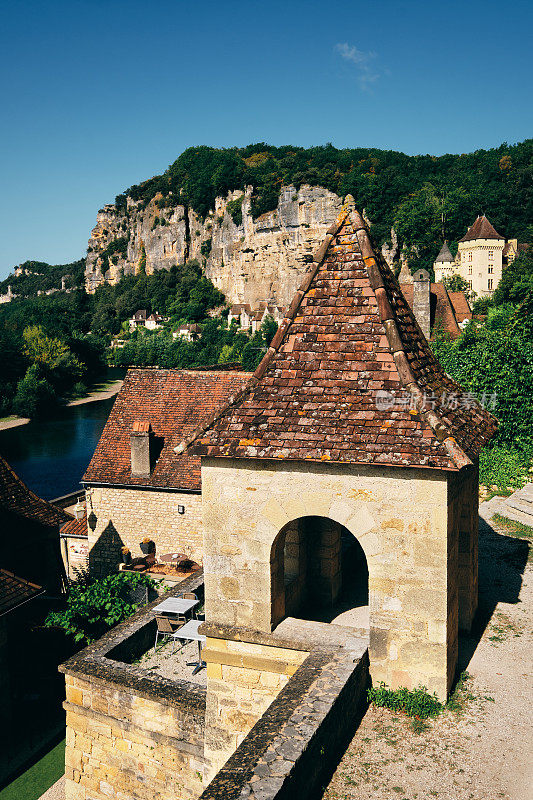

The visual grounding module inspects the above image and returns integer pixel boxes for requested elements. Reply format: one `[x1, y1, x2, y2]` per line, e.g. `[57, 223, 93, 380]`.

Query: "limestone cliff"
[85, 186, 393, 305]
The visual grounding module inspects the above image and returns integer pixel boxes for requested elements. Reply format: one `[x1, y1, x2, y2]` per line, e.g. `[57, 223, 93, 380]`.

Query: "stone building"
[82, 367, 249, 575]
[180, 200, 496, 708]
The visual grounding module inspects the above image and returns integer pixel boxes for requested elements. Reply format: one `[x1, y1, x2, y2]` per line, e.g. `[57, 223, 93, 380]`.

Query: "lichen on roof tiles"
[183, 202, 497, 471]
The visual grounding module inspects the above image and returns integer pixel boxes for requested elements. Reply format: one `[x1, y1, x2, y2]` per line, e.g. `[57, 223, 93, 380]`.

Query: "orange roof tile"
[0, 455, 70, 529]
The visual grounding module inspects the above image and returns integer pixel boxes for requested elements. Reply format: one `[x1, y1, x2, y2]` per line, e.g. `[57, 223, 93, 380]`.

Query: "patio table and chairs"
[152, 594, 203, 669]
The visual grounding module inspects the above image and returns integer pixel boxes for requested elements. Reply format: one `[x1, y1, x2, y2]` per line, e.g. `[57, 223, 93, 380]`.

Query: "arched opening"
[270, 516, 369, 632]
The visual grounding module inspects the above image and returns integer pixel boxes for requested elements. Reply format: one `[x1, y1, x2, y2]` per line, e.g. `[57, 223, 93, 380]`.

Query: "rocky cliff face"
[85, 186, 393, 305]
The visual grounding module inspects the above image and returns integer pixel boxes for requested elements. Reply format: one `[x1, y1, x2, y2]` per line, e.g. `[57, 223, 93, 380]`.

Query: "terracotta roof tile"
[83, 368, 250, 490]
[448, 292, 472, 324]
[60, 512, 87, 538]
[0, 455, 70, 529]
[0, 569, 43, 616]
[459, 216, 504, 242]
[183, 202, 497, 471]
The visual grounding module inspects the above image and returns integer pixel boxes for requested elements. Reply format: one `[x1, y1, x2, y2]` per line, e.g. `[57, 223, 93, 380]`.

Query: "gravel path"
[323, 510, 533, 800]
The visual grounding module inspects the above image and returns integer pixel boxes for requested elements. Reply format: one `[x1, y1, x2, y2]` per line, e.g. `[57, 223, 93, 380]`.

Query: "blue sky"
[1, 0, 531, 278]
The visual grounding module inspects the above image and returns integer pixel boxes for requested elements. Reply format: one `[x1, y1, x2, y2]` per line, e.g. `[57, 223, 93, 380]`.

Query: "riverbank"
[0, 380, 122, 431]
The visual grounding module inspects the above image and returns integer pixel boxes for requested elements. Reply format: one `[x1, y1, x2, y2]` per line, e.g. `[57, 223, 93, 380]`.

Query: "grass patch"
[492, 513, 533, 541]
[367, 683, 443, 722]
[0, 739, 65, 800]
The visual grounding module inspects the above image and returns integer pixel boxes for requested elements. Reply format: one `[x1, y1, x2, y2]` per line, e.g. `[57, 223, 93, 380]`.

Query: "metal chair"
[178, 592, 198, 620]
[153, 614, 183, 651]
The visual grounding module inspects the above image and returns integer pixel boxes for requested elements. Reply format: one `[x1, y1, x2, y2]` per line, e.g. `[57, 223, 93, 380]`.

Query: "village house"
[433, 215, 530, 297]
[82, 367, 249, 575]
[128, 309, 166, 331]
[172, 322, 202, 341]
[228, 302, 286, 332]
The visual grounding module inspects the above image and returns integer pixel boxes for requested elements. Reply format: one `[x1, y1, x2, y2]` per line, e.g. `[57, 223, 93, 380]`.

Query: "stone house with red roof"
[82, 367, 249, 576]
[176, 199, 496, 763]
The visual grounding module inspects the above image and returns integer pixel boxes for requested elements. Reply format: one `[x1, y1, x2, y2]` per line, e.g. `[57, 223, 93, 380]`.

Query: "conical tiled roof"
[180, 201, 497, 471]
[435, 242, 454, 262]
[459, 216, 503, 242]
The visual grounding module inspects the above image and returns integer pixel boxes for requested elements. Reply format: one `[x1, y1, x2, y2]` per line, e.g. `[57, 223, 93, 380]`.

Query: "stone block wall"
[449, 462, 479, 631]
[86, 486, 202, 576]
[201, 458, 460, 700]
[63, 674, 205, 800]
[202, 635, 308, 778]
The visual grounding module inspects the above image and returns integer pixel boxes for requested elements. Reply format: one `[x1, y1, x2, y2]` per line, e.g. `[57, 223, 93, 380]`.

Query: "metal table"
[152, 597, 198, 616]
[172, 619, 206, 674]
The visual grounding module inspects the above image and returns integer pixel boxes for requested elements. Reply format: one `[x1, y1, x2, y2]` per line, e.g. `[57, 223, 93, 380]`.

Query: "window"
[469, 252, 472, 262]
[488, 266, 493, 274]
[468, 266, 472, 275]
[488, 279, 493, 290]
[488, 250, 494, 260]
[468, 280, 472, 289]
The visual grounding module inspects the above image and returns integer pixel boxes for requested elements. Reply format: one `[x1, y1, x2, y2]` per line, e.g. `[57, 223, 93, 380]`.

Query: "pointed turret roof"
[435, 242, 454, 263]
[459, 215, 504, 242]
[180, 201, 497, 471]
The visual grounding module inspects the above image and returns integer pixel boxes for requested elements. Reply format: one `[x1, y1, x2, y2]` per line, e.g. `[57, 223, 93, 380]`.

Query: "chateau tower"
[433, 241, 455, 283]
[456, 215, 505, 297]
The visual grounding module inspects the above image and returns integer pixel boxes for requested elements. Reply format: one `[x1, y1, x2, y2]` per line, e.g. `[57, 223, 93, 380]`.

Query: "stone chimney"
[412, 269, 431, 340]
[130, 420, 151, 475]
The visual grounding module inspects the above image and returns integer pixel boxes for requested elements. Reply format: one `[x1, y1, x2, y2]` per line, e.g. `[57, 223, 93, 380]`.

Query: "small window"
[488, 266, 493, 274]
[468, 280, 472, 289]
[488, 250, 494, 259]
[469, 266, 472, 275]
[469, 252, 472, 261]
[488, 279, 493, 290]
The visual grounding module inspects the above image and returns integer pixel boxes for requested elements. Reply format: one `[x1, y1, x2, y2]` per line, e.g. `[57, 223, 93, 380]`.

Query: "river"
[0, 398, 114, 500]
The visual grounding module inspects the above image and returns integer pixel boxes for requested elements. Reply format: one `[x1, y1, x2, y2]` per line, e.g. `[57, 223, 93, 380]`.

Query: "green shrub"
[45, 572, 155, 644]
[226, 196, 244, 226]
[367, 682, 443, 719]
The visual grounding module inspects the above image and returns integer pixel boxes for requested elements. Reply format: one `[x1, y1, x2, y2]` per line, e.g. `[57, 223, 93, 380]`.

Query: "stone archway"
[270, 516, 369, 630]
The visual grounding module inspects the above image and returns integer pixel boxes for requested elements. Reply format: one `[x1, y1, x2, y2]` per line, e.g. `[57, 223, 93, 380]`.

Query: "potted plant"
[140, 537, 155, 555]
[121, 547, 132, 566]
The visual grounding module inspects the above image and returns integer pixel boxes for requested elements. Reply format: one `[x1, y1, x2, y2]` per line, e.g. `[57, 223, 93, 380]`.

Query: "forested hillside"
[117, 140, 533, 268]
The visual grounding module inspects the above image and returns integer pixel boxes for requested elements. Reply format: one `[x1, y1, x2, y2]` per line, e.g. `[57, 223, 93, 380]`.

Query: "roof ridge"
[175, 200, 354, 455]
[0, 454, 72, 524]
[351, 212, 471, 469]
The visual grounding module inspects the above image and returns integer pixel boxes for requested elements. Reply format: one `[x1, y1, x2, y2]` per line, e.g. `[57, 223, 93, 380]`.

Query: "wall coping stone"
[60, 570, 206, 714]
[201, 617, 369, 655]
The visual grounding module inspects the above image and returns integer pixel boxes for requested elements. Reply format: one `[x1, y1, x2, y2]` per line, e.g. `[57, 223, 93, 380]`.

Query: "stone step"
[505, 499, 533, 518]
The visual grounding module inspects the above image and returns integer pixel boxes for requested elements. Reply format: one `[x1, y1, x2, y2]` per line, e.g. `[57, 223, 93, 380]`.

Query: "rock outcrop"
[85, 185, 344, 305]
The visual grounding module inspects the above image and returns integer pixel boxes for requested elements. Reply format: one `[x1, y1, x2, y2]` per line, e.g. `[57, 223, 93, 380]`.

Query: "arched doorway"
[270, 516, 369, 630]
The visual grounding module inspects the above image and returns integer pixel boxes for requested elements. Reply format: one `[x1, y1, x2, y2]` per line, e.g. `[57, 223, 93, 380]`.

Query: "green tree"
[13, 364, 59, 418]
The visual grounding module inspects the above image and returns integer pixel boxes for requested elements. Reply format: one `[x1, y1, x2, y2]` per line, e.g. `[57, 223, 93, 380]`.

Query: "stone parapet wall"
[199, 623, 369, 800]
[202, 634, 308, 777]
[64, 674, 204, 800]
[60, 572, 206, 800]
[86, 486, 202, 576]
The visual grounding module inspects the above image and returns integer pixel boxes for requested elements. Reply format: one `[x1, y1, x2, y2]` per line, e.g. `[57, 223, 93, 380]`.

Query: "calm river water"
[0, 398, 114, 500]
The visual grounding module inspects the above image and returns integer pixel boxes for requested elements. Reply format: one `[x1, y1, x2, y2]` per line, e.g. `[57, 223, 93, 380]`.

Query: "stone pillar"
[457, 463, 479, 631]
[413, 269, 431, 339]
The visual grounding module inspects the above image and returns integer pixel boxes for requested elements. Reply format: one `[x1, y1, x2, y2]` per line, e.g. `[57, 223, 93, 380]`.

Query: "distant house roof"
[448, 292, 472, 324]
[0, 569, 43, 616]
[182, 202, 497, 471]
[0, 455, 70, 530]
[459, 216, 504, 242]
[132, 309, 148, 321]
[83, 368, 250, 491]
[60, 512, 87, 539]
[435, 242, 454, 263]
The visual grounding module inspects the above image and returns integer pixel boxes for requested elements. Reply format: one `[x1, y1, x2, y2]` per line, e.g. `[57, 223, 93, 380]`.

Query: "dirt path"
[323, 511, 532, 800]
